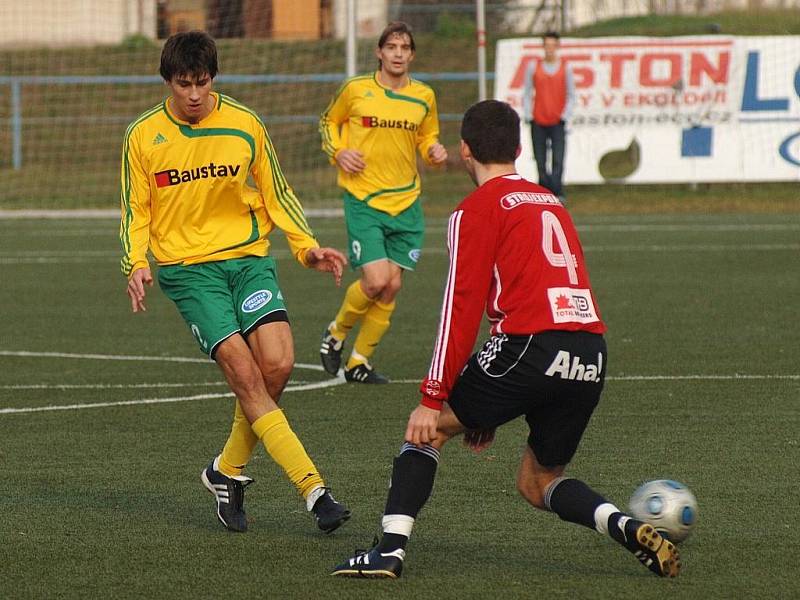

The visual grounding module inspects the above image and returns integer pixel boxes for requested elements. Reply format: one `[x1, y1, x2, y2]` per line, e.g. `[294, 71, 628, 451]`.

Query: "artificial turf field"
[1, 211, 798, 599]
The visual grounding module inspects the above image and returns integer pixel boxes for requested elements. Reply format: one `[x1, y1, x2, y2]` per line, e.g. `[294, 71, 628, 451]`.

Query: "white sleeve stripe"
[428, 210, 462, 381]
[492, 263, 506, 334]
[428, 211, 454, 380]
[434, 210, 462, 377]
[429, 211, 458, 380]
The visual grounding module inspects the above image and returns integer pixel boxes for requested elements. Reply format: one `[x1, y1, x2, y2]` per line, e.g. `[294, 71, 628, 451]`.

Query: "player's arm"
[407, 208, 496, 446]
[253, 119, 345, 282]
[318, 80, 364, 173]
[416, 92, 447, 166]
[119, 126, 153, 312]
[419, 208, 497, 410]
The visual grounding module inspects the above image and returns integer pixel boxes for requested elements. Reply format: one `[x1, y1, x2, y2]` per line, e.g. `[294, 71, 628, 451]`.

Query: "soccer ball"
[628, 479, 698, 543]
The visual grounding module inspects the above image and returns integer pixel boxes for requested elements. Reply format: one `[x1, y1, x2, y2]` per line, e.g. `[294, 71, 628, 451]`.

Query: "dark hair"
[543, 30, 560, 42]
[460, 100, 520, 164]
[377, 21, 416, 51]
[159, 31, 218, 82]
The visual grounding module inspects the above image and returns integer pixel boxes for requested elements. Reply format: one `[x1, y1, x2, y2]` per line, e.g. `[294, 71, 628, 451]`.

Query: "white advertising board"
[495, 36, 800, 183]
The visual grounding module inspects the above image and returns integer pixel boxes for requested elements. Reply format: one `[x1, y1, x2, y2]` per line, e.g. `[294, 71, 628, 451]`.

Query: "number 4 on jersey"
[541, 210, 578, 285]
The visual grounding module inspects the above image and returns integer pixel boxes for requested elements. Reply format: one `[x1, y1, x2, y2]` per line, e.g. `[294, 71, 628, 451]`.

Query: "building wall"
[0, 0, 157, 48]
[333, 0, 388, 39]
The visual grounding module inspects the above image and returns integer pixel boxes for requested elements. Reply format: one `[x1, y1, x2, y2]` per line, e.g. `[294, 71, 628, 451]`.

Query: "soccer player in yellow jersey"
[120, 31, 351, 534]
[318, 21, 448, 384]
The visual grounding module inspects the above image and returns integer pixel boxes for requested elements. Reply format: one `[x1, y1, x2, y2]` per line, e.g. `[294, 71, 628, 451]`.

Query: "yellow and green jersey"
[120, 92, 318, 278]
[319, 72, 441, 216]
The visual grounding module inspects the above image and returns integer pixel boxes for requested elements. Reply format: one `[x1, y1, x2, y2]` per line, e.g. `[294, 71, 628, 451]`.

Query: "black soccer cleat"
[344, 362, 389, 384]
[200, 457, 254, 533]
[331, 546, 405, 579]
[320, 324, 344, 376]
[618, 518, 682, 578]
[311, 488, 351, 534]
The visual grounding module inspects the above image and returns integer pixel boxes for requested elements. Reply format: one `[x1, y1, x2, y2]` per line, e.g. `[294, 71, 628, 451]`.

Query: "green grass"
[1, 212, 798, 598]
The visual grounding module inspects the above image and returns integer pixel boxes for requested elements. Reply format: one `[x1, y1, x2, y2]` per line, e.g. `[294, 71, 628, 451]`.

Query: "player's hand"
[335, 149, 366, 174]
[427, 143, 448, 165]
[405, 404, 440, 447]
[305, 247, 347, 287]
[463, 428, 496, 453]
[127, 267, 153, 313]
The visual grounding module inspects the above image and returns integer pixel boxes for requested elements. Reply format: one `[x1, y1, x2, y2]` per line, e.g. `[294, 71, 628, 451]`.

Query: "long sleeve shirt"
[319, 72, 441, 216]
[120, 92, 318, 277]
[420, 174, 605, 409]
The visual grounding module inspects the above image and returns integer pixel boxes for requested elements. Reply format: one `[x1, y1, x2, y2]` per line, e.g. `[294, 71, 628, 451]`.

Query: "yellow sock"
[348, 299, 396, 368]
[331, 280, 374, 340]
[252, 409, 324, 499]
[219, 400, 259, 477]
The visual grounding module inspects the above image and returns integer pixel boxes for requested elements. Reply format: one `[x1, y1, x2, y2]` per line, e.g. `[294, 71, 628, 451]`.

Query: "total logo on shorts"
[242, 290, 273, 313]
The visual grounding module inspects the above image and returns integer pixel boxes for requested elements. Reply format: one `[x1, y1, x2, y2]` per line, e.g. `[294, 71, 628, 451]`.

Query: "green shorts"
[343, 191, 424, 270]
[157, 256, 288, 357]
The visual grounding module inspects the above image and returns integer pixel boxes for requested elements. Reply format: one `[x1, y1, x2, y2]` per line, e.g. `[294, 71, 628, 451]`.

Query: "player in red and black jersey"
[332, 100, 681, 580]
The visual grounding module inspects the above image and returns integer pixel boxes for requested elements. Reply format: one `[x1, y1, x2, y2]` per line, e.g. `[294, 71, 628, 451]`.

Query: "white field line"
[0, 350, 338, 414]
[2, 381, 301, 390]
[2, 372, 794, 415]
[1, 242, 799, 265]
[580, 223, 800, 232]
[0, 350, 324, 371]
[0, 377, 345, 415]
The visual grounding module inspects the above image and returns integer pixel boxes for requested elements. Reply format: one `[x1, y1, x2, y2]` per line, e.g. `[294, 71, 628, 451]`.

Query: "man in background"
[318, 21, 447, 384]
[522, 31, 575, 201]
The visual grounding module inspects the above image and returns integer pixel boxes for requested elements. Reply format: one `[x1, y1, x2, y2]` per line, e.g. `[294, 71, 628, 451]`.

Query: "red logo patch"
[555, 294, 575, 310]
[154, 170, 173, 188]
[425, 380, 441, 397]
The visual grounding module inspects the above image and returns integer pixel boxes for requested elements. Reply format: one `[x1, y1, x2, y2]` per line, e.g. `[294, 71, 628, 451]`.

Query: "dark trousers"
[531, 120, 565, 197]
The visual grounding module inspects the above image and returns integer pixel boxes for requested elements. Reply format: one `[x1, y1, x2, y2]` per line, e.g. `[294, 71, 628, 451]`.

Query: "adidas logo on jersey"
[154, 162, 241, 187]
[152, 133, 168, 145]
[361, 116, 418, 131]
[544, 350, 603, 382]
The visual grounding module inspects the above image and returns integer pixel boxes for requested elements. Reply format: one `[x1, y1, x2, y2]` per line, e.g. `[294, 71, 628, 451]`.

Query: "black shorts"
[448, 330, 607, 467]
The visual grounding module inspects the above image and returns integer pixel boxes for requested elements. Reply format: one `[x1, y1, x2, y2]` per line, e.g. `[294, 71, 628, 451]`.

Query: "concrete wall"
[0, 0, 157, 48]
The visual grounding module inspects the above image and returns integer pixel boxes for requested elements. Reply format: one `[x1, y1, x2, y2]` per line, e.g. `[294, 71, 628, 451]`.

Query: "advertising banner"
[495, 36, 800, 183]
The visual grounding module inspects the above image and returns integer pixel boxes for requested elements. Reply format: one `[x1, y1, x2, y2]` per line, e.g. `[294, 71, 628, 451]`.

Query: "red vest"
[532, 61, 567, 126]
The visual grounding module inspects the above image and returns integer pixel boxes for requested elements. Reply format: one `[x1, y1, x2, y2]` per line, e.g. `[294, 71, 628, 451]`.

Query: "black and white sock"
[378, 442, 440, 552]
[544, 477, 623, 538]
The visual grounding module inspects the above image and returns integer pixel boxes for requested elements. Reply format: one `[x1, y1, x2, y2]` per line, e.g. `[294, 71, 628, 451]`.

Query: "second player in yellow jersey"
[320, 72, 441, 216]
[318, 21, 448, 384]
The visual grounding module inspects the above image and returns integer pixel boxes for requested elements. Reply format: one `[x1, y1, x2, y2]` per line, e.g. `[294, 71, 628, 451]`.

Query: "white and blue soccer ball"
[628, 479, 698, 543]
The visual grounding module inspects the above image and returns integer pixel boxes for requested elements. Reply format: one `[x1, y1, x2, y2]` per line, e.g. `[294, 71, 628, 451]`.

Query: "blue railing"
[1, 72, 495, 170]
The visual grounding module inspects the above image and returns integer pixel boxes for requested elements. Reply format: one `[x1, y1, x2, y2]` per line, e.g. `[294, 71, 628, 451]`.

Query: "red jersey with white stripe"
[420, 174, 606, 408]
